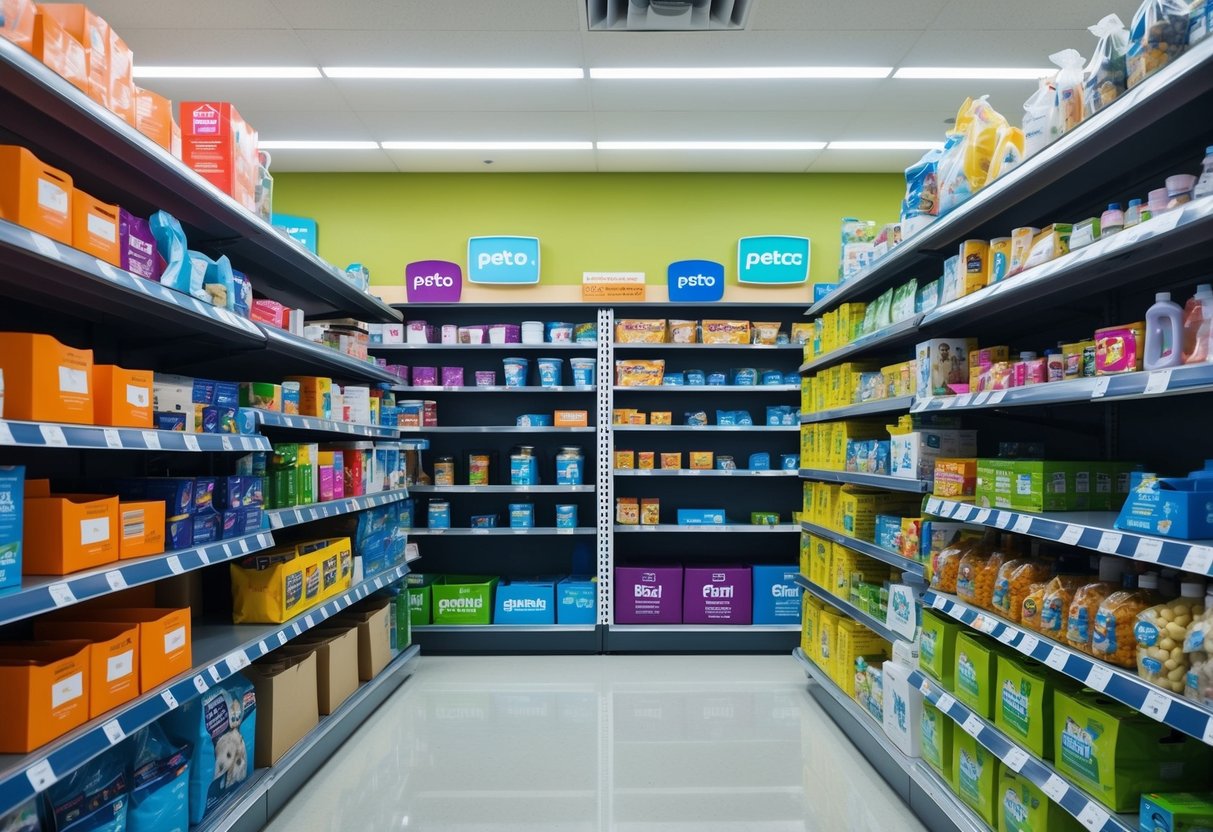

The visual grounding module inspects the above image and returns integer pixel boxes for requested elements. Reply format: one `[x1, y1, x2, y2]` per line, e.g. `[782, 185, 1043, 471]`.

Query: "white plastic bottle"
[1195, 146, 1213, 200]
[1144, 291, 1184, 370]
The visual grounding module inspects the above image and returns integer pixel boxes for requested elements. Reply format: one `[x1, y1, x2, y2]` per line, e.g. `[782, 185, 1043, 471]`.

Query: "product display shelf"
[923, 589, 1213, 747]
[925, 497, 1213, 579]
[611, 425, 799, 433]
[0, 564, 410, 819]
[798, 468, 930, 493]
[604, 624, 800, 654]
[411, 625, 600, 655]
[807, 36, 1213, 318]
[613, 524, 799, 533]
[0, 419, 271, 453]
[798, 315, 925, 374]
[407, 527, 595, 536]
[613, 343, 803, 350]
[793, 575, 903, 644]
[800, 396, 914, 424]
[371, 342, 597, 351]
[265, 489, 411, 531]
[193, 644, 421, 832]
[408, 484, 595, 493]
[793, 649, 989, 832]
[0, 532, 275, 629]
[251, 409, 399, 440]
[908, 669, 1136, 832]
[396, 385, 594, 394]
[798, 520, 926, 577]
[0, 39, 400, 324]
[256, 325, 402, 385]
[400, 426, 597, 434]
[613, 469, 798, 477]
[613, 384, 800, 393]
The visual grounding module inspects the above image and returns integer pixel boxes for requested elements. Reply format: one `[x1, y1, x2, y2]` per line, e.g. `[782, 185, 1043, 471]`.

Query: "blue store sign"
[667, 259, 725, 302]
[737, 235, 810, 284]
[467, 236, 541, 284]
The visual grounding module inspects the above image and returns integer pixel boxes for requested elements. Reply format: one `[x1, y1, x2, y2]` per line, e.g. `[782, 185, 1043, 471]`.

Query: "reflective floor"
[266, 655, 925, 831]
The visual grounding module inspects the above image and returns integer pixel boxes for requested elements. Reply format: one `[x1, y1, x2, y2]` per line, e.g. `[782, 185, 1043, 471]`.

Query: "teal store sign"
[467, 236, 541, 284]
[737, 235, 810, 284]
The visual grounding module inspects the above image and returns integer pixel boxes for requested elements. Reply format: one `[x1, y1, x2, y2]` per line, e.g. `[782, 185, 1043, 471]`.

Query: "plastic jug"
[1182, 284, 1213, 364]
[1196, 145, 1213, 200]
[1144, 291, 1183, 370]
[1100, 203, 1124, 236]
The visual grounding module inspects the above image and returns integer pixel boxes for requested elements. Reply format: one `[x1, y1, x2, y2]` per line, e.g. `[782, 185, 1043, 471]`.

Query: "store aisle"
[265, 655, 923, 832]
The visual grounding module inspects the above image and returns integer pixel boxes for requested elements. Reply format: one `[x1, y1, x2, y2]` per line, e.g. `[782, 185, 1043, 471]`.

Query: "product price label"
[1003, 746, 1030, 772]
[962, 715, 983, 737]
[221, 436, 233, 451]
[972, 508, 992, 524]
[1086, 665, 1113, 692]
[1041, 774, 1069, 802]
[972, 391, 991, 406]
[197, 550, 210, 564]
[160, 690, 178, 710]
[925, 498, 941, 515]
[102, 720, 125, 745]
[166, 555, 184, 575]
[29, 232, 61, 261]
[48, 583, 77, 607]
[936, 693, 956, 713]
[257, 641, 268, 655]
[988, 390, 1008, 405]
[954, 394, 973, 407]
[105, 571, 127, 591]
[183, 435, 201, 452]
[1144, 369, 1173, 395]
[1141, 689, 1172, 721]
[994, 511, 1011, 528]
[1060, 525, 1084, 545]
[277, 632, 288, 646]
[1046, 647, 1069, 671]
[207, 665, 222, 683]
[142, 431, 161, 450]
[932, 595, 947, 610]
[304, 615, 315, 629]
[0, 422, 12, 445]
[193, 675, 208, 694]
[1018, 634, 1040, 656]
[96, 261, 120, 281]
[1077, 803, 1110, 831]
[910, 398, 929, 413]
[1135, 538, 1164, 562]
[997, 628, 1018, 645]
[1096, 532, 1122, 554]
[973, 615, 995, 634]
[1184, 546, 1213, 575]
[1091, 377, 1111, 398]
[225, 652, 249, 672]
[938, 397, 956, 409]
[222, 544, 233, 558]
[1013, 516, 1034, 534]
[26, 759, 56, 792]
[102, 429, 123, 449]
[239, 538, 250, 554]
[1203, 718, 1213, 745]
[269, 513, 284, 529]
[40, 425, 68, 446]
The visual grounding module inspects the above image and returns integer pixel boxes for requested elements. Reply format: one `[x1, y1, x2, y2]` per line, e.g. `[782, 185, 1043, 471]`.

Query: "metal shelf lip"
[266, 489, 411, 531]
[798, 521, 926, 576]
[801, 396, 914, 423]
[371, 342, 597, 351]
[925, 497, 1213, 578]
[909, 669, 1135, 832]
[612, 624, 799, 632]
[798, 468, 931, 493]
[395, 385, 594, 394]
[399, 425, 596, 434]
[613, 342, 804, 350]
[258, 324, 402, 384]
[612, 468, 798, 477]
[0, 564, 410, 818]
[407, 485, 595, 493]
[415, 624, 597, 633]
[407, 527, 595, 536]
[614, 524, 799, 533]
[794, 575, 905, 643]
[0, 419, 271, 453]
[0, 532, 276, 629]
[923, 590, 1213, 747]
[611, 425, 799, 432]
[799, 315, 925, 373]
[251, 409, 399, 439]
[613, 384, 799, 392]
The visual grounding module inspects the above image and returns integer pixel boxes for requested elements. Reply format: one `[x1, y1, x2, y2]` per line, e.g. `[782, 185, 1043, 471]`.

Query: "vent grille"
[586, 0, 753, 31]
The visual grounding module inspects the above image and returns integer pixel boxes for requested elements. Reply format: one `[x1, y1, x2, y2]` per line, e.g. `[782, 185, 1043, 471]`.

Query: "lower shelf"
[605, 623, 798, 653]
[412, 624, 600, 654]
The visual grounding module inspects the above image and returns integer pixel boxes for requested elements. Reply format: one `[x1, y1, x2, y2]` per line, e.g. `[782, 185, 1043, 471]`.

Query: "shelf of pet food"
[793, 575, 905, 644]
[611, 425, 799, 432]
[798, 468, 931, 493]
[264, 489, 411, 531]
[0, 563, 410, 817]
[250, 409, 399, 440]
[0, 419, 271, 453]
[397, 425, 596, 434]
[0, 218, 268, 348]
[370, 342, 597, 351]
[922, 589, 1213, 748]
[408, 485, 595, 493]
[800, 396, 915, 424]
[924, 497, 1213, 579]
[256, 325, 403, 385]
[392, 385, 594, 394]
[909, 669, 1135, 832]
[807, 36, 1213, 318]
[793, 648, 991, 832]
[613, 342, 803, 351]
[406, 527, 595, 536]
[0, 40, 400, 324]
[613, 385, 800, 393]
[798, 315, 925, 374]
[797, 520, 926, 577]
[0, 532, 276, 629]
[613, 524, 799, 533]
[193, 643, 420, 832]
[612, 468, 798, 477]
[920, 194, 1213, 332]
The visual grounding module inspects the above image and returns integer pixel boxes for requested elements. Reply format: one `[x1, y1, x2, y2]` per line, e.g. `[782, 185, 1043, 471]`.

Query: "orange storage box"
[118, 500, 165, 559]
[33, 620, 139, 718]
[0, 640, 90, 752]
[0, 146, 74, 244]
[1, 0, 37, 53]
[71, 189, 120, 265]
[107, 29, 134, 125]
[38, 4, 109, 106]
[0, 332, 94, 424]
[179, 101, 259, 210]
[134, 87, 176, 152]
[33, 10, 87, 94]
[93, 364, 153, 428]
[554, 410, 589, 428]
[70, 608, 191, 691]
[23, 488, 119, 575]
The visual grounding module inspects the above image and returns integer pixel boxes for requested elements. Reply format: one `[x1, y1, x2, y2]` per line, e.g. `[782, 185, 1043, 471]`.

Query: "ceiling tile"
[897, 28, 1094, 65]
[295, 28, 586, 65]
[808, 149, 925, 173]
[119, 28, 314, 65]
[595, 150, 822, 173]
[592, 110, 856, 140]
[331, 79, 590, 112]
[750, 0, 952, 31]
[274, 0, 582, 31]
[581, 30, 920, 65]
[929, 0, 1141, 31]
[382, 150, 598, 172]
[223, 110, 372, 138]
[86, 0, 291, 29]
[590, 79, 886, 113]
[144, 80, 352, 113]
[265, 149, 399, 173]
[358, 111, 596, 140]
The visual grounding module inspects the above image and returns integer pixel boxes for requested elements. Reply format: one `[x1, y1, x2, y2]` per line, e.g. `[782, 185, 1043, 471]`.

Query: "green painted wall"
[272, 172, 904, 288]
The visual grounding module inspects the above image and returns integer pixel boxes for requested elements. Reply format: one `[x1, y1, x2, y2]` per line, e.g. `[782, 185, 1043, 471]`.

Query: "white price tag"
[975, 508, 992, 524]
[1003, 746, 1030, 772]
[925, 498, 941, 515]
[1096, 532, 1122, 553]
[241, 437, 255, 450]
[257, 641, 268, 655]
[222, 544, 233, 558]
[29, 232, 61, 260]
[994, 511, 1011, 529]
[304, 615, 315, 629]
[954, 394, 973, 407]
[102, 429, 123, 449]
[1135, 537, 1164, 562]
[1060, 525, 1084, 545]
[96, 261, 121, 281]
[48, 582, 77, 607]
[1041, 774, 1069, 802]
[910, 398, 929, 413]
[1019, 634, 1040, 656]
[102, 720, 125, 745]
[1184, 546, 1213, 575]
[988, 390, 1008, 405]
[40, 425, 68, 446]
[207, 665, 222, 683]
[1086, 665, 1114, 692]
[962, 714, 983, 736]
[105, 571, 127, 591]
[936, 693, 956, 713]
[972, 391, 991, 406]
[198, 550, 210, 564]
[1091, 377, 1111, 398]
[471, 528, 489, 535]
[1203, 718, 1213, 745]
[997, 628, 1017, 645]
[269, 513, 284, 530]
[974, 616, 996, 634]
[142, 430, 161, 450]
[939, 397, 956, 409]
[1046, 647, 1069, 671]
[221, 436, 234, 451]
[1144, 369, 1173, 395]
[225, 651, 249, 672]
[1013, 515, 1034, 534]
[239, 538, 250, 554]
[166, 555, 184, 575]
[1141, 689, 1172, 721]
[276, 632, 288, 646]
[183, 434, 201, 452]
[193, 675, 208, 694]
[932, 594, 947, 610]
[1077, 803, 1109, 831]
[0, 422, 12, 445]
[161, 690, 178, 709]
[25, 759, 56, 791]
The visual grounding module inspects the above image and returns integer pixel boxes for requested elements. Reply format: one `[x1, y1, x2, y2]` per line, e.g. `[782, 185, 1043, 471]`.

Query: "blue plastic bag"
[128, 723, 190, 832]
[46, 746, 128, 832]
[149, 211, 188, 293]
[0, 798, 40, 832]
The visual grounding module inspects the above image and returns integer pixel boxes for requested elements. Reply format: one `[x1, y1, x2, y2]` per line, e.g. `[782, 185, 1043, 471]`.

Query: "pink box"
[615, 566, 683, 624]
[475, 371, 497, 387]
[319, 467, 335, 503]
[411, 366, 437, 386]
[683, 565, 752, 625]
[331, 452, 345, 500]
[441, 366, 465, 387]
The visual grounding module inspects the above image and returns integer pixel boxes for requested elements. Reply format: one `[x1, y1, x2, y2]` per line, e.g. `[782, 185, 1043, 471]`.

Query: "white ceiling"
[89, 0, 1141, 173]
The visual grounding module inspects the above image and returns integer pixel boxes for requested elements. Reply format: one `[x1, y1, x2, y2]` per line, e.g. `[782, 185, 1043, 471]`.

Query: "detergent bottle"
[1144, 292, 1183, 370]
[1183, 284, 1213, 365]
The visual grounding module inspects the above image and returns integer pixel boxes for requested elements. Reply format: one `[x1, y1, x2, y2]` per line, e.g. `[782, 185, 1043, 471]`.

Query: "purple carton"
[119, 209, 159, 280]
[441, 366, 465, 387]
[615, 566, 682, 624]
[683, 565, 752, 625]
[411, 366, 438, 387]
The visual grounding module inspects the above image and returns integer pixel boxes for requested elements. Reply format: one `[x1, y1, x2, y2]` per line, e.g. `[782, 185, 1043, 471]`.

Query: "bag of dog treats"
[46, 746, 128, 832]
[1083, 14, 1130, 115]
[128, 722, 191, 832]
[1126, 0, 1190, 87]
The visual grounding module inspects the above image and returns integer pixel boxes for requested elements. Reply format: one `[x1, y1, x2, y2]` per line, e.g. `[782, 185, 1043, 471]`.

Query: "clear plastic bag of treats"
[1040, 575, 1089, 642]
[992, 557, 1053, 623]
[1091, 573, 1160, 668]
[1138, 579, 1205, 692]
[931, 532, 986, 593]
[1184, 588, 1213, 705]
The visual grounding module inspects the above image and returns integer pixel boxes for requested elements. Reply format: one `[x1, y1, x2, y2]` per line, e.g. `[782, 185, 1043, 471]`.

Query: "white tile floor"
[265, 655, 925, 832]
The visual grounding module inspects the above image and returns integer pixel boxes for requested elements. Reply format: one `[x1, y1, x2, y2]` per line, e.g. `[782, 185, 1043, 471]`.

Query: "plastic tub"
[537, 357, 563, 387]
[503, 357, 529, 387]
[547, 322, 574, 343]
[686, 369, 706, 386]
[474, 370, 496, 387]
[521, 321, 544, 344]
[509, 503, 534, 528]
[556, 504, 578, 528]
[406, 321, 430, 344]
[570, 357, 595, 387]
[489, 324, 521, 344]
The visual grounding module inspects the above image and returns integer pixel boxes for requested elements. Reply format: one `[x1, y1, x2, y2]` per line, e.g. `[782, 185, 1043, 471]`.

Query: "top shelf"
[0, 38, 399, 324]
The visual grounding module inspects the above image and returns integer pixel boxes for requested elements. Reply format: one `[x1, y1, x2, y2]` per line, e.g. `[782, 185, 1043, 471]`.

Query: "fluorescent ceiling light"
[893, 67, 1052, 80]
[258, 140, 379, 150]
[382, 141, 593, 150]
[597, 141, 826, 151]
[590, 66, 891, 79]
[828, 141, 944, 150]
[132, 66, 321, 79]
[323, 67, 584, 79]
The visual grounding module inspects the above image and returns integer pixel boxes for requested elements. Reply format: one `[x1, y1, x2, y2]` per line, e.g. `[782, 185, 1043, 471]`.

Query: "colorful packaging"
[995, 653, 1057, 760]
[0, 467, 23, 591]
[178, 102, 259, 210]
[952, 729, 1001, 828]
[1095, 322, 1146, 374]
[921, 700, 954, 778]
[999, 767, 1082, 832]
[920, 610, 961, 687]
[954, 632, 998, 719]
[615, 566, 682, 624]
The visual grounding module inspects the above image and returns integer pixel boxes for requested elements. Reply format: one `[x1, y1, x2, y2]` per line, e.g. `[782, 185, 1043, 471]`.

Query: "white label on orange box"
[37, 179, 68, 214]
[107, 650, 134, 682]
[51, 672, 84, 709]
[87, 213, 116, 243]
[127, 385, 149, 408]
[163, 626, 186, 655]
[59, 366, 89, 395]
[80, 517, 111, 546]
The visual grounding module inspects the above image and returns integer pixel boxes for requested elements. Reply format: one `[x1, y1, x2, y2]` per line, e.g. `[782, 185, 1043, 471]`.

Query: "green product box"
[1054, 688, 1213, 812]
[975, 459, 1096, 513]
[999, 768, 1083, 832]
[952, 728, 1001, 828]
[995, 653, 1057, 761]
[920, 610, 961, 689]
[406, 573, 437, 625]
[393, 587, 412, 649]
[921, 700, 954, 779]
[431, 575, 499, 625]
[954, 631, 998, 719]
[1139, 792, 1213, 832]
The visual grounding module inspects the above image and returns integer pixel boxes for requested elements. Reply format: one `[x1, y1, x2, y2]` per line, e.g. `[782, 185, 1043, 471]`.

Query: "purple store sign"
[405, 260, 463, 303]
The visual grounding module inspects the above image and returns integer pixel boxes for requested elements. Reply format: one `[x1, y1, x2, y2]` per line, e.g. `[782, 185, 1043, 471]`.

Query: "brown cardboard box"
[283, 627, 359, 715]
[245, 650, 319, 767]
[334, 599, 392, 681]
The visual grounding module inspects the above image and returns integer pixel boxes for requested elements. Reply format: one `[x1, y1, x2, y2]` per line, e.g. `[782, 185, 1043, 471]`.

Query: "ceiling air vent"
[586, 0, 753, 31]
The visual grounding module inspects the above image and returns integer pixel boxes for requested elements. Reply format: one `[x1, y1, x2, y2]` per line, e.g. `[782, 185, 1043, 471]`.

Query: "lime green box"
[920, 610, 961, 689]
[999, 767, 1083, 832]
[1139, 792, 1213, 832]
[954, 632, 998, 719]
[406, 573, 437, 626]
[431, 575, 499, 625]
[921, 700, 955, 779]
[1055, 688, 1213, 812]
[952, 729, 1001, 828]
[995, 653, 1057, 760]
[975, 459, 1094, 512]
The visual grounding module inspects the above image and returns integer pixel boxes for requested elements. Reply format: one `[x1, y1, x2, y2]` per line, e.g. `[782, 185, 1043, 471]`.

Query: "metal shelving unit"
[614, 524, 799, 533]
[612, 424, 799, 432]
[372, 342, 597, 351]
[399, 385, 593, 393]
[251, 409, 399, 439]
[800, 396, 914, 424]
[408, 527, 595, 536]
[400, 426, 597, 434]
[604, 624, 800, 653]
[411, 625, 600, 655]
[799, 468, 930, 493]
[794, 576, 903, 643]
[266, 489, 411, 530]
[613, 384, 799, 392]
[613, 468, 798, 477]
[409, 484, 595, 494]
[0, 419, 271, 452]
[799, 315, 924, 373]
[798, 521, 926, 577]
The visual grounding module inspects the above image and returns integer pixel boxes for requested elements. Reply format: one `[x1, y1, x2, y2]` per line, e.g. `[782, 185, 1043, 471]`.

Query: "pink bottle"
[1144, 292, 1183, 370]
[1183, 284, 1213, 365]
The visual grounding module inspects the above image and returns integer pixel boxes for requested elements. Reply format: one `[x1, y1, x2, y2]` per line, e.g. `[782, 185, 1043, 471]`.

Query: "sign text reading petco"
[737, 236, 810, 284]
[405, 259, 462, 303]
[667, 259, 724, 302]
[467, 236, 541, 285]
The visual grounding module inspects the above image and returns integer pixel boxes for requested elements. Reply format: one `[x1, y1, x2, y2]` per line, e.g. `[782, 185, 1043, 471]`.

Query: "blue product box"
[1116, 467, 1213, 539]
[766, 406, 796, 426]
[749, 453, 771, 471]
[235, 408, 258, 435]
[193, 477, 215, 512]
[191, 378, 216, 406]
[167, 515, 193, 550]
[557, 576, 596, 624]
[516, 414, 552, 427]
[663, 373, 685, 386]
[156, 412, 187, 432]
[192, 510, 219, 544]
[509, 503, 534, 529]
[120, 478, 193, 517]
[221, 508, 263, 539]
[686, 370, 706, 386]
[875, 515, 903, 553]
[494, 579, 556, 625]
[761, 371, 784, 385]
[215, 476, 259, 510]
[281, 385, 301, 414]
[706, 372, 727, 386]
[677, 508, 726, 526]
[783, 373, 800, 385]
[470, 514, 498, 528]
[814, 283, 838, 302]
[555, 457, 583, 485]
[731, 368, 757, 385]
[510, 455, 538, 485]
[0, 467, 24, 590]
[213, 381, 239, 409]
[781, 454, 799, 470]
[751, 565, 802, 625]
[401, 499, 414, 529]
[555, 504, 577, 528]
[427, 501, 450, 529]
[200, 406, 220, 434]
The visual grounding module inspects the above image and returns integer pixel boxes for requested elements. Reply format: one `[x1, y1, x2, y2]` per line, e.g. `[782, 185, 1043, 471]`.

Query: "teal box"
[557, 576, 596, 624]
[1116, 467, 1213, 539]
[0, 467, 23, 591]
[677, 508, 726, 525]
[494, 579, 556, 625]
[751, 565, 802, 625]
[1139, 792, 1213, 832]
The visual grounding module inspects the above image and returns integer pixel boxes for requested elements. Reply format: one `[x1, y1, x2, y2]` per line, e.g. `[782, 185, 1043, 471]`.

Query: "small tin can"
[434, 456, 455, 486]
[427, 499, 450, 529]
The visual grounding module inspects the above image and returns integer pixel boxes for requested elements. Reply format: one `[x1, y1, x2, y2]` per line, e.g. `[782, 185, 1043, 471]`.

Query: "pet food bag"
[986, 124, 1025, 182]
[1126, 0, 1190, 87]
[1048, 49, 1086, 140]
[1083, 14, 1130, 115]
[128, 722, 191, 832]
[938, 97, 1007, 214]
[0, 799, 39, 832]
[902, 144, 946, 220]
[46, 745, 128, 832]
[1022, 78, 1056, 158]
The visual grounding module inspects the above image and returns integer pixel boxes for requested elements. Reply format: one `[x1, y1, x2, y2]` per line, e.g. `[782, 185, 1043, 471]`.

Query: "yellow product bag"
[231, 548, 324, 624]
[296, 537, 354, 600]
[987, 125, 1025, 182]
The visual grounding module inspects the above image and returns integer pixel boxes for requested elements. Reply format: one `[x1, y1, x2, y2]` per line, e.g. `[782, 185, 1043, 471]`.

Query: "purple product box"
[441, 366, 465, 387]
[156, 412, 186, 432]
[319, 467, 335, 502]
[166, 515, 193, 550]
[193, 478, 216, 513]
[387, 365, 408, 381]
[192, 510, 219, 544]
[492, 324, 521, 343]
[683, 565, 752, 625]
[118, 478, 193, 517]
[474, 370, 497, 387]
[412, 366, 438, 387]
[221, 508, 263, 539]
[615, 566, 683, 624]
[119, 210, 159, 280]
[215, 476, 263, 510]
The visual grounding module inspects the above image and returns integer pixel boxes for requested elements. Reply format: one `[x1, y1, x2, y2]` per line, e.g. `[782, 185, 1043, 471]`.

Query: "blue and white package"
[760, 370, 784, 385]
[731, 368, 757, 385]
[748, 453, 771, 471]
[685, 369, 706, 386]
[536, 357, 563, 388]
[510, 454, 538, 485]
[0, 467, 23, 591]
[717, 410, 739, 427]
[662, 372, 686, 386]
[509, 503, 535, 528]
[706, 372, 727, 386]
[149, 211, 188, 293]
[684, 411, 708, 426]
[781, 454, 799, 470]
[47, 745, 128, 832]
[766, 406, 798, 426]
[569, 358, 595, 387]
[427, 500, 451, 529]
[555, 452, 583, 485]
[555, 504, 578, 528]
[516, 414, 552, 427]
[502, 357, 529, 388]
[0, 798, 39, 832]
[128, 722, 191, 832]
[783, 372, 799, 385]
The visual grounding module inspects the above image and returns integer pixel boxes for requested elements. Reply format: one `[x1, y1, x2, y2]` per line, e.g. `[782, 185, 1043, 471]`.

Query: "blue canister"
[509, 503, 535, 528]
[686, 369, 706, 386]
[427, 499, 450, 529]
[470, 514, 498, 528]
[555, 504, 578, 528]
[537, 357, 563, 387]
[732, 367, 757, 385]
[749, 453, 771, 471]
[570, 357, 595, 387]
[401, 498, 415, 528]
[783, 372, 800, 385]
[510, 454, 538, 485]
[781, 454, 799, 470]
[555, 447, 584, 485]
[707, 372, 727, 386]
[663, 372, 685, 386]
[503, 357, 529, 387]
[761, 370, 784, 385]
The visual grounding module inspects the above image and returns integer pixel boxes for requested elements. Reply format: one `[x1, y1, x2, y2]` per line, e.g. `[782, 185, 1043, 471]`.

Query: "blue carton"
[814, 283, 838, 302]
[192, 510, 219, 544]
[155, 412, 187, 431]
[215, 476, 263, 510]
[557, 576, 596, 624]
[0, 467, 24, 590]
[875, 515, 903, 553]
[221, 508, 263, 539]
[118, 478, 193, 516]
[494, 579, 556, 625]
[751, 565, 802, 625]
[1116, 467, 1213, 539]
[167, 515, 193, 550]
[749, 453, 771, 471]
[677, 508, 726, 526]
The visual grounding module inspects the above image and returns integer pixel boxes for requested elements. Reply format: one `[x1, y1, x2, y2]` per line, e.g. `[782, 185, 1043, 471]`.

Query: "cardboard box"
[59, 607, 190, 691]
[1139, 793, 1213, 832]
[0, 332, 93, 425]
[676, 508, 725, 525]
[285, 376, 332, 420]
[0, 640, 90, 752]
[556, 576, 596, 625]
[554, 410, 588, 428]
[976, 459, 1100, 512]
[615, 566, 682, 624]
[246, 650, 319, 767]
[37, 4, 107, 105]
[890, 430, 978, 481]
[1000, 769, 1083, 832]
[494, 579, 556, 625]
[33, 10, 87, 94]
[431, 576, 497, 626]
[407, 573, 436, 625]
[70, 187, 120, 265]
[33, 620, 138, 718]
[921, 700, 954, 779]
[0, 467, 24, 591]
[751, 565, 802, 625]
[117, 500, 165, 560]
[683, 565, 751, 624]
[1117, 469, 1213, 538]
[134, 86, 176, 152]
[23, 488, 118, 574]
[689, 451, 714, 470]
[179, 101, 258, 210]
[953, 632, 998, 719]
[339, 599, 392, 681]
[952, 728, 1001, 827]
[660, 452, 682, 470]
[0, 146, 73, 244]
[107, 30, 134, 125]
[919, 610, 961, 688]
[995, 652, 1057, 760]
[915, 338, 976, 398]
[882, 660, 924, 758]
[93, 365, 153, 428]
[283, 627, 359, 715]
[0, 0, 36, 53]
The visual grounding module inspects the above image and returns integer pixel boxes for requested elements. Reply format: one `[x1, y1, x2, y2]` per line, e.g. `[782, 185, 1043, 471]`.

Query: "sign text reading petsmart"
[737, 236, 810, 285]
[667, 259, 724, 302]
[467, 236, 541, 284]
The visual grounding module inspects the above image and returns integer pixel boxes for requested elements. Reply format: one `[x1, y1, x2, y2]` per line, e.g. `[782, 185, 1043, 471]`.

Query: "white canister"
[441, 324, 458, 344]
[406, 321, 430, 344]
[521, 321, 545, 344]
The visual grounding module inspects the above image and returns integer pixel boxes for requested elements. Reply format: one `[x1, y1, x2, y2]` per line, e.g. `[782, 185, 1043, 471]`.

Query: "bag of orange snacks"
[930, 532, 984, 593]
[1040, 575, 1089, 641]
[992, 559, 1053, 622]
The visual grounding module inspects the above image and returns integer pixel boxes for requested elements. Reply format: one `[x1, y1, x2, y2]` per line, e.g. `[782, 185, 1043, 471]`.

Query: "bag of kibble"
[1092, 575, 1161, 667]
[1020, 582, 1049, 631]
[1083, 14, 1130, 116]
[1126, 0, 1190, 87]
[1139, 580, 1205, 692]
